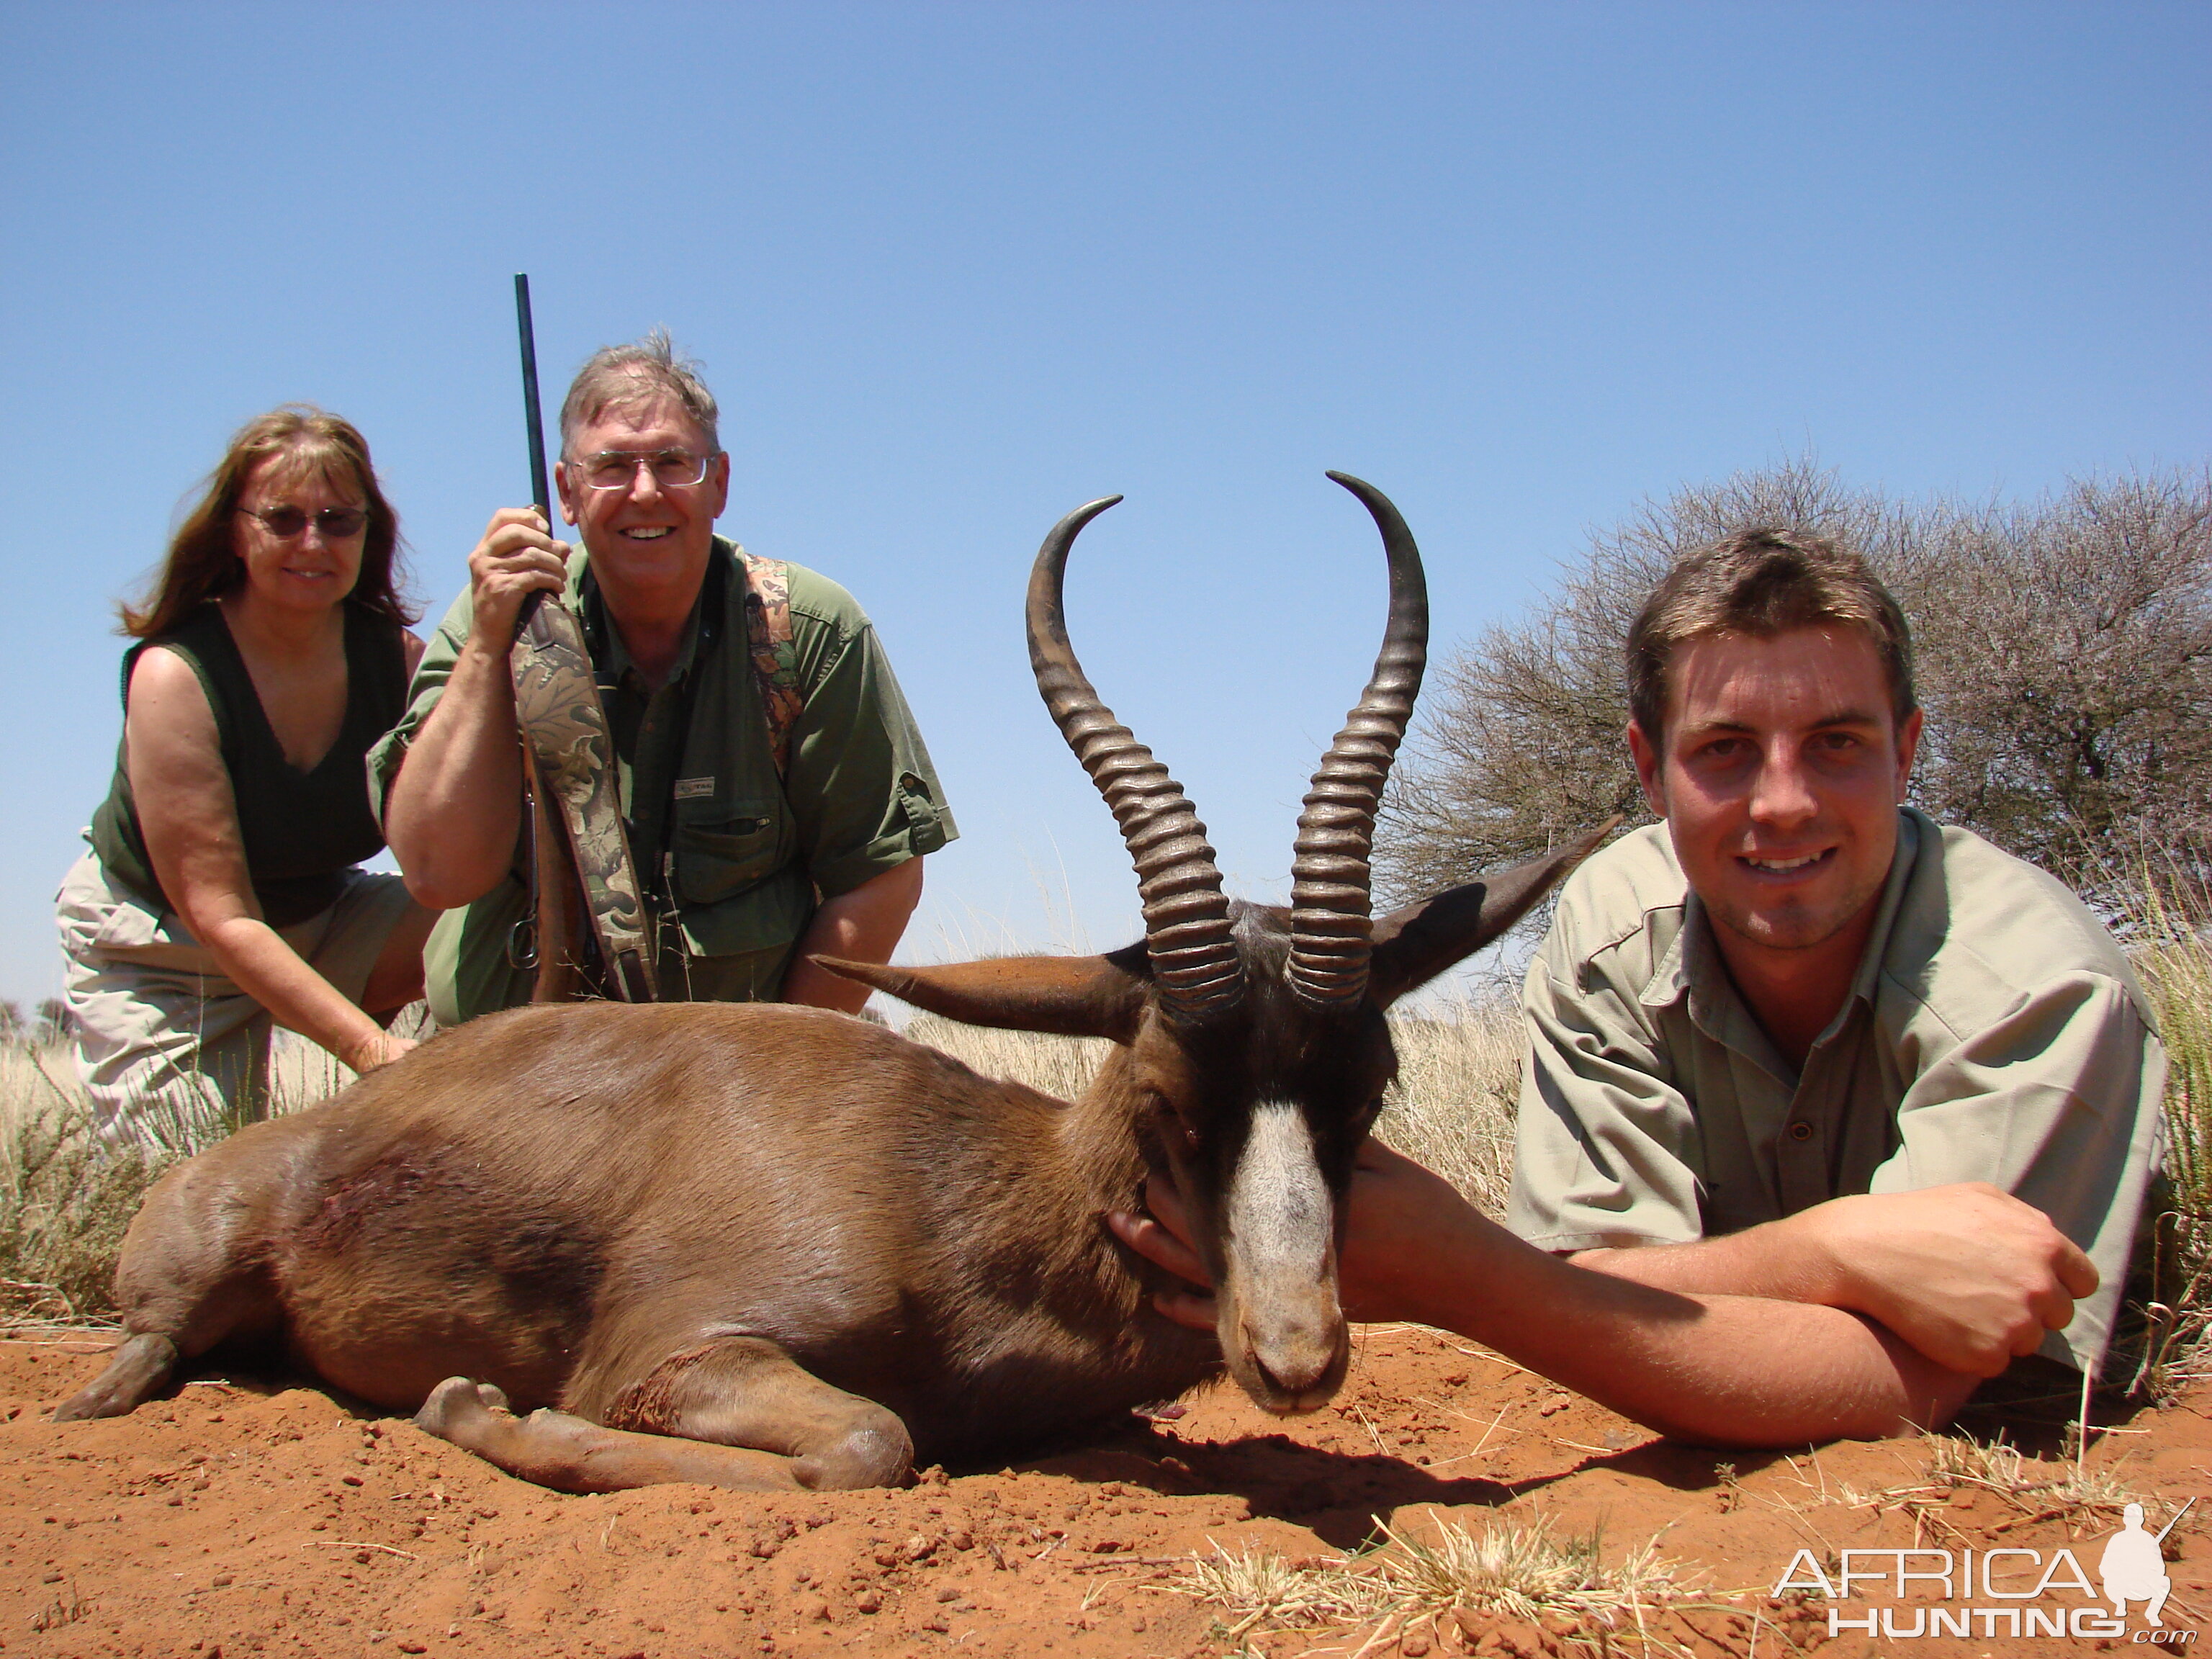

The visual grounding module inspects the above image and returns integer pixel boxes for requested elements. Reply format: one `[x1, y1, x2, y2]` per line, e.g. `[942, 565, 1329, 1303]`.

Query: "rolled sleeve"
[1874, 972, 2168, 1372]
[1506, 956, 1708, 1254]
[782, 619, 956, 899]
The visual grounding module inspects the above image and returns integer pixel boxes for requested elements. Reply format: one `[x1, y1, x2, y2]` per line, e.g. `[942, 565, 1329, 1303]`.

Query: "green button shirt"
[368, 539, 955, 1025]
[1505, 808, 2167, 1373]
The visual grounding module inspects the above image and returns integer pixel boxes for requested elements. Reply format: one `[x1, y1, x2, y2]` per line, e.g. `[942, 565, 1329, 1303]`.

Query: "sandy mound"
[4, 1327, 2205, 1658]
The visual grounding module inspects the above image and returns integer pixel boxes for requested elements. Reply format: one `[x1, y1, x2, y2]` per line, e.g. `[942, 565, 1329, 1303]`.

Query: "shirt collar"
[577, 536, 736, 691]
[1639, 806, 1926, 1034]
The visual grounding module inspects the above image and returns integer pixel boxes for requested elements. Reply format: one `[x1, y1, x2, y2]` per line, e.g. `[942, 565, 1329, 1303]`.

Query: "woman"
[57, 408, 436, 1145]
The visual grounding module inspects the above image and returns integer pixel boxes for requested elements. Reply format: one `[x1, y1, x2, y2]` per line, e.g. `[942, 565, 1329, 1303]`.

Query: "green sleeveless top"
[89, 602, 410, 928]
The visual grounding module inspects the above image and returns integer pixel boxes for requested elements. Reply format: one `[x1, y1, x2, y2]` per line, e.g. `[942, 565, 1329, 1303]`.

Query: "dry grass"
[0, 1034, 358, 1326]
[0, 1045, 168, 1324]
[1837, 1431, 2171, 1537]
[1372, 997, 1524, 1218]
[2129, 889, 2212, 1398]
[905, 999, 1526, 1218]
[1173, 1510, 1696, 1647]
[902, 1013, 1112, 1104]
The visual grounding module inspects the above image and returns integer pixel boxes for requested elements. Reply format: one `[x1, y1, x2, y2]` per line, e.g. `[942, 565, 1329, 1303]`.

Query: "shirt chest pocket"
[671, 795, 788, 907]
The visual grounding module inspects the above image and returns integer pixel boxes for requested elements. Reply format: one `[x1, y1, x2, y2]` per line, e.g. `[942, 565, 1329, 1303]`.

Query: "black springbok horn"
[1026, 497, 1244, 1022]
[1286, 473, 1429, 1007]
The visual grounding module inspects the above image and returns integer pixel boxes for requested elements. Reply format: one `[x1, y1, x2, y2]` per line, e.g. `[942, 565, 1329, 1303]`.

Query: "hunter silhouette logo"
[1771, 1496, 2196, 1642]
[2100, 1500, 2191, 1628]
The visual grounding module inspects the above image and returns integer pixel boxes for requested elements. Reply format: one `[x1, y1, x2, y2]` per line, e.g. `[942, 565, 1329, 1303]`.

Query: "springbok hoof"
[414, 1376, 513, 1442]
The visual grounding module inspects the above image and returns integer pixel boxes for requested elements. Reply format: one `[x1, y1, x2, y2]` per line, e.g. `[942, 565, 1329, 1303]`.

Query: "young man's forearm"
[1569, 1224, 1839, 1301]
[1559, 1186, 2095, 1377]
[1126, 1148, 1982, 1447]
[1391, 1205, 1979, 1445]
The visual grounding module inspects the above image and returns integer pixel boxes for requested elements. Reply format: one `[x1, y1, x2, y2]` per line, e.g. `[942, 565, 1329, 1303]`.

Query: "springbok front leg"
[414, 1338, 912, 1493]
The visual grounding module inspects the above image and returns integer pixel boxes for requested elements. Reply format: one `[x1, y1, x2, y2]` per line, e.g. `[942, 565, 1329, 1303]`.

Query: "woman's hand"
[464, 508, 570, 652]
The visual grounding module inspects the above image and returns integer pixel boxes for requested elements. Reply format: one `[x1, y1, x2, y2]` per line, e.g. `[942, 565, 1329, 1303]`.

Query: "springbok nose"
[1241, 1317, 1346, 1413]
[1250, 1350, 1322, 1400]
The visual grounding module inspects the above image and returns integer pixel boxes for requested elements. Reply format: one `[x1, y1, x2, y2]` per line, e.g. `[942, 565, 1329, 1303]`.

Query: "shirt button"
[1786, 1120, 1815, 1143]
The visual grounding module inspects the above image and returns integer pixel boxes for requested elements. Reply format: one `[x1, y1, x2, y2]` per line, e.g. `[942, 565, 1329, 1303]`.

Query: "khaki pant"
[55, 849, 415, 1148]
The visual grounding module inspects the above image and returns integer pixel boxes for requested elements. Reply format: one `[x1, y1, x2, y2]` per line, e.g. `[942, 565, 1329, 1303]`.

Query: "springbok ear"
[1366, 818, 1621, 1008]
[811, 947, 1151, 1043]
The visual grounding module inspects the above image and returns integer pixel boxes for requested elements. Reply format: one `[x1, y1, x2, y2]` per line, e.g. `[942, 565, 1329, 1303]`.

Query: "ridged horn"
[1027, 496, 1244, 1022]
[1286, 473, 1429, 1007]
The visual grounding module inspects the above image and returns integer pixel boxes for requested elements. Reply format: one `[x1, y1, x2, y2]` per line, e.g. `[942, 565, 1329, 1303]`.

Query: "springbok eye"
[1154, 1098, 1201, 1156]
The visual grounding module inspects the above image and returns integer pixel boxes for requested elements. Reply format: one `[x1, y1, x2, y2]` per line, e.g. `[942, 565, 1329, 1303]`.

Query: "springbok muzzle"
[1218, 1100, 1351, 1413]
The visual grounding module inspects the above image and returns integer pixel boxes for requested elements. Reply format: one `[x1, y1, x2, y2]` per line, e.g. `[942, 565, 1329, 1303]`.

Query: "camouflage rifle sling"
[510, 596, 659, 1003]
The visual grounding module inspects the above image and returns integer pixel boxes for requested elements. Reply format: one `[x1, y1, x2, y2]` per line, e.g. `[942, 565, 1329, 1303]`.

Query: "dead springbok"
[56, 474, 1606, 1493]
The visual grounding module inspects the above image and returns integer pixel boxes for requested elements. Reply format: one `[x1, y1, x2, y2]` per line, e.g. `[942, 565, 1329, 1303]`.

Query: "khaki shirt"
[368, 539, 954, 1025]
[1504, 808, 2167, 1372]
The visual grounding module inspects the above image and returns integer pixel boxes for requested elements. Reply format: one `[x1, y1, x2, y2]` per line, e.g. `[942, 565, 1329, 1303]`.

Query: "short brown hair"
[558, 330, 720, 458]
[1625, 527, 1915, 742]
[121, 407, 413, 640]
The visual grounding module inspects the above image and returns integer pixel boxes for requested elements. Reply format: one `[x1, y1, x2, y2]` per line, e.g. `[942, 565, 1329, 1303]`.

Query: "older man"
[375, 334, 952, 1023]
[1116, 529, 2163, 1444]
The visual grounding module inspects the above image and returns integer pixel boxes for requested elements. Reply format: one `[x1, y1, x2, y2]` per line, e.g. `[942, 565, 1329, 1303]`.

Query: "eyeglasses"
[570, 449, 716, 491]
[238, 505, 371, 539]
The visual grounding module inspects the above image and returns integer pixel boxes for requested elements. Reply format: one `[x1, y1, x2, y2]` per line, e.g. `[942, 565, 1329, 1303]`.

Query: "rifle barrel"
[2154, 1495, 2195, 1545]
[514, 273, 552, 516]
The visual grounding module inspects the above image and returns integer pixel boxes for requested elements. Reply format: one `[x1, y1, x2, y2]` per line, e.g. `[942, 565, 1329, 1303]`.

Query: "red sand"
[4, 1326, 2205, 1658]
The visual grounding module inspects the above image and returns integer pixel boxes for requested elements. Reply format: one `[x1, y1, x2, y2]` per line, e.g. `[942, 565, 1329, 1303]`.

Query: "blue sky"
[2, 2, 2206, 1015]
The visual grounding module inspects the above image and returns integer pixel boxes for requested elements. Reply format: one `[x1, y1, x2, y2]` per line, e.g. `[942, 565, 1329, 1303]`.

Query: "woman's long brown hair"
[120, 406, 416, 639]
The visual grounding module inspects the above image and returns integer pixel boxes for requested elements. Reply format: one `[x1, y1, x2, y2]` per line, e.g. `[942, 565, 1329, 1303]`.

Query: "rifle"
[507, 274, 658, 1004]
[511, 274, 558, 649]
[2155, 1496, 2195, 1546]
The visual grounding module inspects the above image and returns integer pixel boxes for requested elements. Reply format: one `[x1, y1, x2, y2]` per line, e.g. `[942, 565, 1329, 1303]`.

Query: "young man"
[1115, 529, 2163, 1445]
[374, 334, 953, 1024]
[1506, 528, 2164, 1385]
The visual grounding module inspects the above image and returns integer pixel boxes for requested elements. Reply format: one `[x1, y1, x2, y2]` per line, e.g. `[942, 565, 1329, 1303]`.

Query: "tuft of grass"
[1840, 1432, 2166, 1536]
[1178, 1539, 1390, 1633]
[0, 1058, 175, 1326]
[2121, 877, 2212, 1399]
[29, 1579, 93, 1633]
[1173, 1511, 1694, 1645]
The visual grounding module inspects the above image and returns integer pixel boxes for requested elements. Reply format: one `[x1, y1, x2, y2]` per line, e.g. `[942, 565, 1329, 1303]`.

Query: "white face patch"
[1225, 1100, 1331, 1279]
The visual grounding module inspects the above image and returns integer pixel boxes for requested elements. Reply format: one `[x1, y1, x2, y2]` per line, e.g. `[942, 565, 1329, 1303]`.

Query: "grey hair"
[558, 329, 720, 457]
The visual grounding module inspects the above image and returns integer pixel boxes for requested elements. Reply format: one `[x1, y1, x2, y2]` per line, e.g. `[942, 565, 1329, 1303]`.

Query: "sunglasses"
[240, 505, 371, 539]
